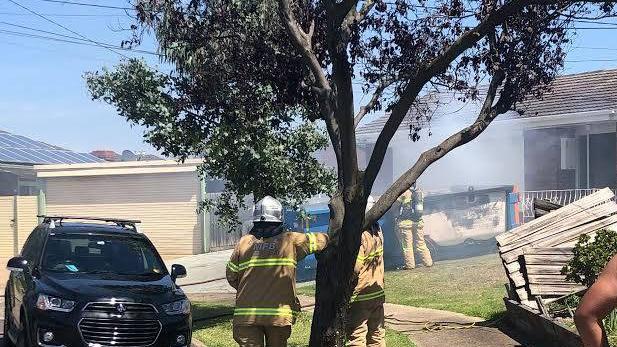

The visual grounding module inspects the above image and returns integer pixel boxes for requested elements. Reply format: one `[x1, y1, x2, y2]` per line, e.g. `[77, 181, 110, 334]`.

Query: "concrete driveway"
[168, 249, 235, 294]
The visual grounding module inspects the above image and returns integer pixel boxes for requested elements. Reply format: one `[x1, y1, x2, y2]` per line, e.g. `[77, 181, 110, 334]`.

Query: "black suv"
[3, 216, 192, 347]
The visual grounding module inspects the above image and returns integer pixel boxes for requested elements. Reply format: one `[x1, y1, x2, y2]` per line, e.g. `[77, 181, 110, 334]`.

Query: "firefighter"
[226, 196, 328, 347]
[346, 196, 386, 347]
[396, 184, 433, 269]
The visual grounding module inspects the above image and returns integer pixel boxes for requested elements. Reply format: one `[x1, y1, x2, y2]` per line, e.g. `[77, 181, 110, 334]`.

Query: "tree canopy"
[86, 57, 336, 225]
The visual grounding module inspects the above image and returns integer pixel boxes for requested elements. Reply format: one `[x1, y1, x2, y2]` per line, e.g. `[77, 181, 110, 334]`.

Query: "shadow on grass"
[192, 303, 234, 323]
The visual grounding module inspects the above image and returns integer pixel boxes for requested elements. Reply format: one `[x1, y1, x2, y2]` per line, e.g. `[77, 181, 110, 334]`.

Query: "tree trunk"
[309, 195, 365, 346]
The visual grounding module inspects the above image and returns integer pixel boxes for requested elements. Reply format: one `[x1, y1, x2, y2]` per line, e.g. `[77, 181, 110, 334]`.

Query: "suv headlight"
[36, 294, 75, 312]
[162, 299, 190, 315]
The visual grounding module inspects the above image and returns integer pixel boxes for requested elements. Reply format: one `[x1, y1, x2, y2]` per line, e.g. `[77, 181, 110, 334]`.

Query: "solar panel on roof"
[0, 130, 103, 165]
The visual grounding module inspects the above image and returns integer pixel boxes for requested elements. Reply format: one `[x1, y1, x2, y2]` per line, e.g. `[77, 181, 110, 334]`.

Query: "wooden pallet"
[523, 248, 585, 297]
[497, 188, 617, 309]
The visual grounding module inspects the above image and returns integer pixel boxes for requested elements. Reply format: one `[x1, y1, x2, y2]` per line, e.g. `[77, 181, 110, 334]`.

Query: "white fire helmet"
[253, 196, 283, 223]
[366, 195, 376, 213]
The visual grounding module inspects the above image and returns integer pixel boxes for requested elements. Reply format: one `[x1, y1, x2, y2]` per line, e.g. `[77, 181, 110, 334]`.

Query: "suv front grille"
[83, 302, 158, 314]
[78, 318, 161, 346]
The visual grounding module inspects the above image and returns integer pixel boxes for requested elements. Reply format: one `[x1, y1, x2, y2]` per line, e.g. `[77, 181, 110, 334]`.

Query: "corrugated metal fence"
[206, 193, 253, 251]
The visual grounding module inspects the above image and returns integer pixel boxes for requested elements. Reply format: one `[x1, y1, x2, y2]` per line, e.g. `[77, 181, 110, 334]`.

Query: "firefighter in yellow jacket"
[396, 185, 433, 269]
[226, 196, 328, 347]
[346, 196, 386, 347]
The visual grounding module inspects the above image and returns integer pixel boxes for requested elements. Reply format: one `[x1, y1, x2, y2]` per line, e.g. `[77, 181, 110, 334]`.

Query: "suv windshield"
[42, 233, 166, 275]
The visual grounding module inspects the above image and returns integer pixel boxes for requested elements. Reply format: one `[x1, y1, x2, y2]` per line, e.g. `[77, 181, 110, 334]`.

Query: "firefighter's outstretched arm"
[295, 232, 329, 260]
[226, 246, 242, 290]
[354, 240, 366, 276]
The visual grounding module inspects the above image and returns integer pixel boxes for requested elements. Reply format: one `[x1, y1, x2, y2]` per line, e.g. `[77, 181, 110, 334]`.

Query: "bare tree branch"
[354, 78, 393, 127]
[356, 0, 376, 22]
[324, 110, 345, 187]
[364, 69, 508, 229]
[363, 0, 540, 194]
[322, 2, 361, 191]
[278, 0, 346, 187]
[278, 0, 329, 91]
[343, 0, 375, 26]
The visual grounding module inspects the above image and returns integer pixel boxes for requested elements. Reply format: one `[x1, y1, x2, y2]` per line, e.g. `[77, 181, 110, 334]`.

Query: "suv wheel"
[13, 310, 31, 347]
[3, 297, 15, 347]
[14, 321, 29, 347]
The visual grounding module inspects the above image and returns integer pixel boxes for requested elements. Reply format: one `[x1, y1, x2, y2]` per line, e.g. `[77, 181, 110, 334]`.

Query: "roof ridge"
[555, 67, 617, 79]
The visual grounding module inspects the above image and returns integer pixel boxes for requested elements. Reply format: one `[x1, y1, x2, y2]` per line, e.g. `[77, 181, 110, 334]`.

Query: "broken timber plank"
[496, 188, 614, 246]
[501, 211, 617, 263]
[510, 271, 527, 287]
[524, 254, 573, 264]
[516, 287, 530, 301]
[541, 215, 617, 247]
[529, 284, 586, 296]
[534, 199, 563, 219]
[527, 247, 573, 255]
[500, 201, 617, 253]
[504, 259, 521, 274]
[526, 265, 567, 275]
[528, 275, 568, 284]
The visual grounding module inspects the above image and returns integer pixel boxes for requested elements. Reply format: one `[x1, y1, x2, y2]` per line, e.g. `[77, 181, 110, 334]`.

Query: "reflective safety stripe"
[227, 261, 240, 273]
[234, 307, 300, 318]
[307, 233, 317, 254]
[357, 247, 384, 262]
[227, 258, 297, 272]
[350, 289, 385, 303]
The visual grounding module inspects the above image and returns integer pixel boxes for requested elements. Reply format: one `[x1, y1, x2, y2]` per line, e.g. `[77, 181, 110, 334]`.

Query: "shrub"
[562, 229, 617, 287]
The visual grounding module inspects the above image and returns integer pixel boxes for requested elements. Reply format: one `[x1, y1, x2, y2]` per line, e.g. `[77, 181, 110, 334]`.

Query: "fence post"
[12, 195, 18, 256]
[37, 189, 46, 224]
[199, 176, 211, 253]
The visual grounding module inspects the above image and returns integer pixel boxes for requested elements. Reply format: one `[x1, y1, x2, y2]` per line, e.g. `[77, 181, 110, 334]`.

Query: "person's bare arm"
[575, 254, 617, 347]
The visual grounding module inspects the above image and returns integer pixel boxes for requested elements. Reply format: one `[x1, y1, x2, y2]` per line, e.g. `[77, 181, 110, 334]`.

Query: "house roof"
[515, 69, 617, 117]
[34, 159, 202, 178]
[357, 68, 617, 136]
[0, 130, 103, 165]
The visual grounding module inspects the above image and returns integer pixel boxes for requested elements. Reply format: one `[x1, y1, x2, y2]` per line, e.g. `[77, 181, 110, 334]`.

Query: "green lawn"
[192, 302, 414, 346]
[298, 254, 507, 320]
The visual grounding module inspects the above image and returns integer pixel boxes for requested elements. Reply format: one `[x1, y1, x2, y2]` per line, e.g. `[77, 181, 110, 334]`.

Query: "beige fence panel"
[0, 196, 14, 290]
[0, 196, 15, 261]
[16, 196, 39, 251]
[1, 196, 38, 290]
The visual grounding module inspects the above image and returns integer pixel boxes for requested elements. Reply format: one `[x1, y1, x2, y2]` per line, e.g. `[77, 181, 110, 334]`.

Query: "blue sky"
[1, 1, 617, 154]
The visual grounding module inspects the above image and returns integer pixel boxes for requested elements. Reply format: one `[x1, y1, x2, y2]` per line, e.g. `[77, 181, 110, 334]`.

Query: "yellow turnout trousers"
[396, 219, 433, 268]
[233, 325, 292, 347]
[345, 301, 385, 347]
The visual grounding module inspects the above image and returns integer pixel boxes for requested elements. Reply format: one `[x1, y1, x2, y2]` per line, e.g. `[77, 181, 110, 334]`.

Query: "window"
[21, 230, 46, 265]
[41, 234, 166, 276]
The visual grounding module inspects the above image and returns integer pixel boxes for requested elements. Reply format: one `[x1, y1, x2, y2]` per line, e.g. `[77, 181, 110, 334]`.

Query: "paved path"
[169, 249, 235, 294]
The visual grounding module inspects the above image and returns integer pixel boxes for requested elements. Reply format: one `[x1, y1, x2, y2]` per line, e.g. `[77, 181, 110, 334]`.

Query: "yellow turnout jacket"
[226, 231, 328, 326]
[351, 225, 385, 305]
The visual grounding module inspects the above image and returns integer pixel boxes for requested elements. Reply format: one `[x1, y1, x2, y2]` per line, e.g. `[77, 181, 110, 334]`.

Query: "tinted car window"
[41, 234, 166, 275]
[21, 230, 46, 265]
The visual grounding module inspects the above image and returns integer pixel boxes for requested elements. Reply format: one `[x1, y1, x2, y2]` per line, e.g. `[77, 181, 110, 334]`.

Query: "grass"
[298, 254, 507, 320]
[191, 302, 415, 347]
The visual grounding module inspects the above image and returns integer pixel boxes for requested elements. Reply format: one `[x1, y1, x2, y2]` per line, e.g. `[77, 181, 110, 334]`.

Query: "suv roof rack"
[38, 215, 141, 232]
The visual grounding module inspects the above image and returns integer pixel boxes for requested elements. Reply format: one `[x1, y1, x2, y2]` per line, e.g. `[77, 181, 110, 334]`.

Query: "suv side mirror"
[7, 257, 29, 273]
[170, 264, 187, 282]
